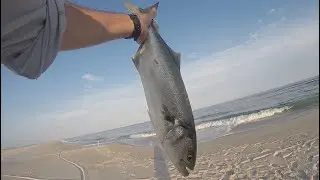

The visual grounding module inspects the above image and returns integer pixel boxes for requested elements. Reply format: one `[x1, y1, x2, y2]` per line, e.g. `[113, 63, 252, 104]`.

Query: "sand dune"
[2, 109, 319, 180]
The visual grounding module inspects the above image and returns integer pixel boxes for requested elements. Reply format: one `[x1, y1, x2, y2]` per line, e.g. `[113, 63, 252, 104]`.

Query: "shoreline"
[58, 106, 318, 149]
[3, 106, 314, 151]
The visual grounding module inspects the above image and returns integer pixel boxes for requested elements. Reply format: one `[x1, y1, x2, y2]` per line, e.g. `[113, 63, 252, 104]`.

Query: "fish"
[125, 2, 197, 177]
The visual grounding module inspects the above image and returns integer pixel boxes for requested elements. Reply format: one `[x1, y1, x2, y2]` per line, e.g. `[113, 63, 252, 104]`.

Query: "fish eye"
[187, 154, 192, 161]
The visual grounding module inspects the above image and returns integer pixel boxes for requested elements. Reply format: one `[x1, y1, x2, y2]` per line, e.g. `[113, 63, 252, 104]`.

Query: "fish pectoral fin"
[173, 52, 181, 70]
[167, 47, 181, 69]
[161, 105, 175, 123]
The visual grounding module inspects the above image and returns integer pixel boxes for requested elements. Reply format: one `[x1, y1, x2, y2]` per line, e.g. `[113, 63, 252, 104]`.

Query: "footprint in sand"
[247, 169, 257, 179]
[296, 169, 309, 180]
[275, 169, 285, 179]
[219, 169, 234, 180]
[290, 161, 298, 169]
[269, 163, 277, 168]
[308, 155, 314, 162]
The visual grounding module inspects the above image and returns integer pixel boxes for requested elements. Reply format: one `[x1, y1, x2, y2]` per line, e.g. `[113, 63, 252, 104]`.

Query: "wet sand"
[1, 109, 319, 180]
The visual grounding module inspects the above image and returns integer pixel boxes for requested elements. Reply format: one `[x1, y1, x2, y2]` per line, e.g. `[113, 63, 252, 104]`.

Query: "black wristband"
[125, 14, 141, 41]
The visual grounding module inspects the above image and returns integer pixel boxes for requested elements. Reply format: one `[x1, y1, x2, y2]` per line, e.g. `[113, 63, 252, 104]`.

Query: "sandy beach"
[1, 109, 319, 180]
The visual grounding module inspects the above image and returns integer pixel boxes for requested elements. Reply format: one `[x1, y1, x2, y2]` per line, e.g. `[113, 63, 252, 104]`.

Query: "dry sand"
[1, 109, 319, 180]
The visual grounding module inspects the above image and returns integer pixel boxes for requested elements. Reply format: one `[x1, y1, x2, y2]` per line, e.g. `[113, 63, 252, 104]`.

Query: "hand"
[136, 7, 158, 44]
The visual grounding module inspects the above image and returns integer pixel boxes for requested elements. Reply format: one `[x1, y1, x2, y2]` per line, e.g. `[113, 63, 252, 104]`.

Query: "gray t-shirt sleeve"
[1, 0, 66, 79]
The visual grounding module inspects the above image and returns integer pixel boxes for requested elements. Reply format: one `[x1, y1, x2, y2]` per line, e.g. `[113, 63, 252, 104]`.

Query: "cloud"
[2, 12, 319, 147]
[267, 8, 276, 15]
[249, 32, 259, 40]
[281, 16, 287, 21]
[187, 52, 201, 59]
[82, 73, 104, 82]
[181, 18, 318, 108]
[257, 19, 263, 23]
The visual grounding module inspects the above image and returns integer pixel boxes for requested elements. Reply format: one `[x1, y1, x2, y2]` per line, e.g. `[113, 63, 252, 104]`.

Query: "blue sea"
[63, 75, 319, 147]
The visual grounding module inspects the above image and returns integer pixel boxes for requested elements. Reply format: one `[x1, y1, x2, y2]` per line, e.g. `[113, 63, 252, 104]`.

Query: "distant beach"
[2, 108, 319, 180]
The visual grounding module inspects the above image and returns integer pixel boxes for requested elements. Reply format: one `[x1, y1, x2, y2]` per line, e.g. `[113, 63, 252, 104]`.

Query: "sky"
[1, 0, 319, 148]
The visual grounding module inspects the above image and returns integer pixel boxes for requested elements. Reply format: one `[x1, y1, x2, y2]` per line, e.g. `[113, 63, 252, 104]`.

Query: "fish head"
[162, 125, 197, 176]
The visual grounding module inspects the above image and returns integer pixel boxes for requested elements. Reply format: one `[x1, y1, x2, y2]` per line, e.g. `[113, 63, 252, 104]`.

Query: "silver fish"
[125, 2, 197, 177]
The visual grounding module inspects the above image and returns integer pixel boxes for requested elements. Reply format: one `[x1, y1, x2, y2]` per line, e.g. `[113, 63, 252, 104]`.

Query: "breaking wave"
[196, 106, 292, 131]
[130, 132, 156, 139]
[128, 106, 291, 139]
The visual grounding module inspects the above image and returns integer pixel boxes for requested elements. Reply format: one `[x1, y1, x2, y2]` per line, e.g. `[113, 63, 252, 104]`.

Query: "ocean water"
[64, 75, 319, 147]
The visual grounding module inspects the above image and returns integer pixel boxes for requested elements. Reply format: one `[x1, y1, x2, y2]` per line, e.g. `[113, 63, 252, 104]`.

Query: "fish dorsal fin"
[154, 144, 171, 180]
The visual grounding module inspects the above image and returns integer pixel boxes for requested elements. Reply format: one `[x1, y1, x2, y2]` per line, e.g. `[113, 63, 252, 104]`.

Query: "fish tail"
[124, 2, 159, 15]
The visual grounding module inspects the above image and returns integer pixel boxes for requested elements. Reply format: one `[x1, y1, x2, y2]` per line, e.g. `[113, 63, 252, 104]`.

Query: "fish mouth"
[186, 160, 195, 170]
[175, 159, 194, 177]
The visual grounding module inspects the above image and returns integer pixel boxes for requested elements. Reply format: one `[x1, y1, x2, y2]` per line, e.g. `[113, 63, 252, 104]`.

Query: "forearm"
[60, 2, 134, 51]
